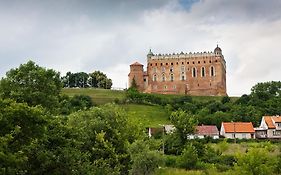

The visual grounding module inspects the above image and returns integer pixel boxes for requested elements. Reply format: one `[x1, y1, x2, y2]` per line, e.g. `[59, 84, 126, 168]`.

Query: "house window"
[201, 67, 205, 77]
[153, 74, 157, 82]
[242, 133, 246, 138]
[210, 66, 215, 76]
[162, 73, 166, 82]
[277, 123, 281, 127]
[192, 67, 197, 77]
[170, 74, 174, 81]
[273, 130, 281, 136]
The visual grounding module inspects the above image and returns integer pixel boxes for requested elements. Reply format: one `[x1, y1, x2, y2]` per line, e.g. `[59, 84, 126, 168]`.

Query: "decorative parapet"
[148, 51, 222, 60]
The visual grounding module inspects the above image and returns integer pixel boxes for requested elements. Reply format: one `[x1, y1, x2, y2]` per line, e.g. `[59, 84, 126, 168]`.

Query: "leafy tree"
[67, 104, 141, 175]
[62, 72, 89, 88]
[177, 143, 198, 170]
[129, 140, 163, 175]
[88, 71, 112, 89]
[233, 148, 277, 175]
[0, 61, 62, 110]
[130, 77, 138, 89]
[170, 110, 198, 141]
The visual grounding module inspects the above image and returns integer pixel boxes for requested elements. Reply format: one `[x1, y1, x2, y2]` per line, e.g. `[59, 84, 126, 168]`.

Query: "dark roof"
[196, 125, 219, 135]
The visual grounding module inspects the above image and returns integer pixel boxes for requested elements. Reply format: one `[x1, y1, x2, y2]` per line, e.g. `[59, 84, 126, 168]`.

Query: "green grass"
[62, 88, 126, 105]
[121, 104, 171, 128]
[155, 168, 204, 175]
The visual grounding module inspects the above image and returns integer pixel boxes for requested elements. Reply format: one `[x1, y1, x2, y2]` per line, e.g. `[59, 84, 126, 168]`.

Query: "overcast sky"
[1, 0, 281, 96]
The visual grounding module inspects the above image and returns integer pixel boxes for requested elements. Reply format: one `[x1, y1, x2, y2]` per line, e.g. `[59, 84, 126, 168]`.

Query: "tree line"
[61, 70, 112, 89]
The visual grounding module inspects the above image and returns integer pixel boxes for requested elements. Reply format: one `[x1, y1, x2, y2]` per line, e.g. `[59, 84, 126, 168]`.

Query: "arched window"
[162, 73, 166, 82]
[201, 67, 205, 77]
[170, 66, 174, 72]
[210, 66, 215, 76]
[153, 67, 157, 73]
[161, 66, 165, 72]
[153, 74, 157, 81]
[192, 67, 197, 77]
[181, 75, 185, 81]
[170, 74, 174, 81]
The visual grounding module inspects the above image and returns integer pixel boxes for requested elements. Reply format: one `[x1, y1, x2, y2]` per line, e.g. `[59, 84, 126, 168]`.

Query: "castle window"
[198, 83, 199, 86]
[210, 66, 215, 76]
[161, 63, 163, 66]
[181, 65, 185, 72]
[153, 67, 157, 73]
[181, 75, 185, 81]
[170, 74, 174, 81]
[176, 62, 178, 65]
[182, 62, 184, 65]
[192, 61, 195, 64]
[150, 63, 152, 66]
[198, 61, 200, 64]
[201, 67, 205, 77]
[204, 61, 206, 63]
[166, 63, 168, 65]
[164, 85, 167, 89]
[209, 60, 212, 63]
[210, 83, 211, 86]
[153, 74, 157, 81]
[162, 73, 166, 82]
[171, 63, 173, 65]
[155, 63, 158, 66]
[161, 66, 165, 72]
[215, 60, 218, 62]
[144, 78, 146, 82]
[192, 67, 197, 77]
[170, 66, 174, 72]
[187, 62, 189, 64]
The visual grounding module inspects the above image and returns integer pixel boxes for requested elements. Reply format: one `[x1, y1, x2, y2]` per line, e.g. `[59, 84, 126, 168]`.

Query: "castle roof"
[214, 45, 222, 53]
[130, 62, 143, 66]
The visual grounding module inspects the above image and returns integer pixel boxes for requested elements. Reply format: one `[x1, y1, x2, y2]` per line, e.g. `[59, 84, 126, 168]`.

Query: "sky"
[1, 0, 281, 96]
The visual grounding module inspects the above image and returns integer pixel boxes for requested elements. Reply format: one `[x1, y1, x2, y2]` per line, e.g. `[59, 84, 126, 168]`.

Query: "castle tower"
[128, 62, 145, 91]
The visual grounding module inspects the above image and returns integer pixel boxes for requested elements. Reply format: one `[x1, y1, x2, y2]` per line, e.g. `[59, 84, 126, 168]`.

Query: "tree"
[88, 71, 112, 89]
[177, 143, 198, 170]
[233, 148, 277, 175]
[0, 61, 62, 110]
[67, 104, 141, 175]
[129, 140, 163, 175]
[170, 110, 198, 141]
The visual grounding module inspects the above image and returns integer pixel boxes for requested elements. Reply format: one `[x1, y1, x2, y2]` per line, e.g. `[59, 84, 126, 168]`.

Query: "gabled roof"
[264, 116, 281, 129]
[196, 125, 219, 135]
[222, 122, 255, 133]
[130, 62, 143, 66]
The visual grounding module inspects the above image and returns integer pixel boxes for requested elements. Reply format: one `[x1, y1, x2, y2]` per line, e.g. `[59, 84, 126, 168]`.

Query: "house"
[147, 125, 175, 137]
[195, 125, 219, 139]
[220, 122, 255, 139]
[255, 116, 281, 139]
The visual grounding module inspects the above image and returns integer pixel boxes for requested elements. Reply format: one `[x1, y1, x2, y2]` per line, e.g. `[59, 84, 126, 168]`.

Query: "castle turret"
[214, 45, 222, 55]
[128, 62, 145, 91]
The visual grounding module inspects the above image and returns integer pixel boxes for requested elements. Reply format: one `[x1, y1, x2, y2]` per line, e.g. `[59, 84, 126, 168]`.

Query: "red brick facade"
[128, 46, 227, 96]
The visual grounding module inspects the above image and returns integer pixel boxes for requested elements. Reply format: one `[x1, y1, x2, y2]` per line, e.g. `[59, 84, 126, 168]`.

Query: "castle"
[128, 45, 227, 96]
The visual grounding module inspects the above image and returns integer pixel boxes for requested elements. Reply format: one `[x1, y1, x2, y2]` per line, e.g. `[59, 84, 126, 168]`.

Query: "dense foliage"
[62, 71, 112, 89]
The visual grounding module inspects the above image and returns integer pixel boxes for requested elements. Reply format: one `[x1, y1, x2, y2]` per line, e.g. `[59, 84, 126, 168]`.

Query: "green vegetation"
[1, 61, 281, 175]
[62, 88, 125, 105]
[122, 104, 171, 127]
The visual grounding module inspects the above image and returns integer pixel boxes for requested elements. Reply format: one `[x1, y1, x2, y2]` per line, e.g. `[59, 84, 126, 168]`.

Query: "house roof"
[264, 116, 281, 129]
[130, 62, 143, 66]
[196, 125, 219, 135]
[222, 122, 255, 133]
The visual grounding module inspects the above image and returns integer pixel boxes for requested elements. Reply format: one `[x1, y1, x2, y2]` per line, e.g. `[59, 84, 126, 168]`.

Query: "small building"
[220, 122, 255, 139]
[255, 116, 281, 139]
[194, 125, 219, 139]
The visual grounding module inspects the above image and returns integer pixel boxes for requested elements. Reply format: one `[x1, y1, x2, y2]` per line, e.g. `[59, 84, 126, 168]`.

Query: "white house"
[220, 122, 255, 139]
[255, 116, 281, 139]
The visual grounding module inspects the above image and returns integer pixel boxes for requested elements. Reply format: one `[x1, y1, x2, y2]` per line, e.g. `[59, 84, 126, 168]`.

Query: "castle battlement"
[149, 51, 222, 60]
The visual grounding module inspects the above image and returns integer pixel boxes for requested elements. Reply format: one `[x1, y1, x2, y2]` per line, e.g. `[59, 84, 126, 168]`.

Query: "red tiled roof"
[264, 116, 281, 129]
[196, 125, 219, 135]
[130, 62, 143, 66]
[222, 122, 255, 133]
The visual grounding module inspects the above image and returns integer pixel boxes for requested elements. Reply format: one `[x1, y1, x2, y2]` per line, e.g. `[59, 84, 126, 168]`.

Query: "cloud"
[0, 0, 281, 96]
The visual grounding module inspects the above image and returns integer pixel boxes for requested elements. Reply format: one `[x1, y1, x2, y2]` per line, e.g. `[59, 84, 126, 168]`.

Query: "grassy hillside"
[62, 88, 237, 105]
[121, 104, 171, 127]
[62, 88, 126, 105]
